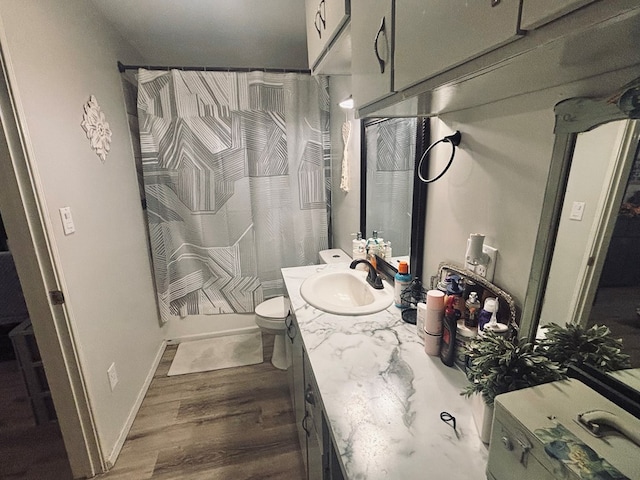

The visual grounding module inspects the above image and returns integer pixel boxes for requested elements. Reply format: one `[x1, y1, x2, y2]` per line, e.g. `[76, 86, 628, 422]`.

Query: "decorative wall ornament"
[81, 95, 112, 163]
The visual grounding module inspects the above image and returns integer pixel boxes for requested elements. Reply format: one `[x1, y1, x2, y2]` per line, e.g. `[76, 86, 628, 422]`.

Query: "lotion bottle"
[394, 261, 411, 308]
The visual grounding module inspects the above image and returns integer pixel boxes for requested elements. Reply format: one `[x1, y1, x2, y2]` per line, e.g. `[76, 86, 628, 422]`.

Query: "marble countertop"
[282, 263, 488, 480]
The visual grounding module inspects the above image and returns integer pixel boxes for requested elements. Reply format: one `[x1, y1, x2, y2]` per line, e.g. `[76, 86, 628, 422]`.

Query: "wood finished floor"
[97, 333, 305, 479]
[0, 359, 72, 479]
[0, 333, 304, 480]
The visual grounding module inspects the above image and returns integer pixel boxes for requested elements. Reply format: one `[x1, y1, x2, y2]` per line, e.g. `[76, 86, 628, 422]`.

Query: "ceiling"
[88, 0, 309, 69]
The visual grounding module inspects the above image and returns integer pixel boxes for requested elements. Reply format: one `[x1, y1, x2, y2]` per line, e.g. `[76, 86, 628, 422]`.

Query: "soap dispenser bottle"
[366, 231, 384, 261]
[352, 232, 366, 260]
[464, 291, 481, 328]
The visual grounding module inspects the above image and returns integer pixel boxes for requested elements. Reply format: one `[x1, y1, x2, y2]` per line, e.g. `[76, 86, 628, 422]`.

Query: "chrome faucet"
[349, 259, 384, 289]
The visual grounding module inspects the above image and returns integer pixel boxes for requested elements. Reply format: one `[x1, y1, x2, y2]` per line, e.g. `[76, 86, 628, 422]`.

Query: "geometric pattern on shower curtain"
[137, 69, 330, 321]
[365, 118, 417, 258]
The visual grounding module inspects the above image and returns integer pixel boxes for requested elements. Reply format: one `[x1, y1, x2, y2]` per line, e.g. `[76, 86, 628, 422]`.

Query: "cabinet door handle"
[286, 317, 296, 343]
[314, 10, 323, 39]
[302, 412, 311, 436]
[373, 17, 387, 74]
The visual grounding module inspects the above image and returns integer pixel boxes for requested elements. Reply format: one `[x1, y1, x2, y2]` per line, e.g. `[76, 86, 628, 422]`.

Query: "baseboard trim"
[104, 339, 167, 469]
[166, 325, 260, 345]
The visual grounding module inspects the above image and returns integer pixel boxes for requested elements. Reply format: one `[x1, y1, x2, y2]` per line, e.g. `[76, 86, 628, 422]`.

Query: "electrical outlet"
[107, 362, 118, 391]
[464, 244, 498, 281]
[482, 245, 497, 282]
[475, 264, 487, 277]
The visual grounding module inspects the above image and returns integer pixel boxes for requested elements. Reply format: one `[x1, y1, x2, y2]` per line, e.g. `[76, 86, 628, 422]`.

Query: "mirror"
[361, 117, 429, 281]
[521, 82, 640, 383]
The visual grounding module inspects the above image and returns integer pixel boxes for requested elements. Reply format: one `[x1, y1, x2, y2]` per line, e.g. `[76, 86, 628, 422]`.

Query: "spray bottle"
[440, 295, 457, 367]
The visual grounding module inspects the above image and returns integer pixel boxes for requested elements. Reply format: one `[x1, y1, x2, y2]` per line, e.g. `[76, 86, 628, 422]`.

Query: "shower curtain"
[137, 69, 330, 321]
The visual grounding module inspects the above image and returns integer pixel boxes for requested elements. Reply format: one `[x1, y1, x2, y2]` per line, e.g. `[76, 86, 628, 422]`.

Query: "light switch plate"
[59, 207, 75, 235]
[569, 201, 586, 221]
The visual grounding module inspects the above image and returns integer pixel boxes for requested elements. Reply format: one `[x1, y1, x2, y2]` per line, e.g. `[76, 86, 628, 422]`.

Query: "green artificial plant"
[538, 322, 631, 372]
[462, 332, 566, 406]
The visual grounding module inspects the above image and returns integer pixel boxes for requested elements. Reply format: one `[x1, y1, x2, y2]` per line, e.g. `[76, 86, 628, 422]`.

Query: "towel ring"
[417, 131, 461, 183]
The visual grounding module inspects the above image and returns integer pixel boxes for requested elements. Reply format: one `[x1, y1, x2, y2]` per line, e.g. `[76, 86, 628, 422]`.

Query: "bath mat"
[167, 331, 263, 376]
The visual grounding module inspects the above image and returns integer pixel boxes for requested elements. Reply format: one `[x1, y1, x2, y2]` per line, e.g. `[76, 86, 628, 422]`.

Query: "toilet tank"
[318, 249, 351, 264]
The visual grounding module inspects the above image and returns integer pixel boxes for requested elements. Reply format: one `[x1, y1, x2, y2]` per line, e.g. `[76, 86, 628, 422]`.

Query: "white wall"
[0, 0, 165, 464]
[423, 69, 640, 307]
[329, 75, 361, 256]
[425, 97, 555, 302]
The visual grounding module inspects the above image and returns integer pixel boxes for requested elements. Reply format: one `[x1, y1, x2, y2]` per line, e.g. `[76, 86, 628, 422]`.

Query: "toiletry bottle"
[445, 276, 463, 320]
[477, 298, 497, 333]
[440, 296, 457, 367]
[482, 300, 508, 336]
[394, 261, 412, 308]
[365, 231, 377, 263]
[352, 232, 366, 260]
[455, 320, 477, 371]
[385, 241, 392, 259]
[366, 231, 385, 261]
[436, 270, 451, 293]
[461, 280, 482, 323]
[464, 291, 481, 328]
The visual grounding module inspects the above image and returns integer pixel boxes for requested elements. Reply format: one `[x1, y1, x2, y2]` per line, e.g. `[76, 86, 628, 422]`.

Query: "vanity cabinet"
[520, 0, 597, 30]
[304, 355, 324, 480]
[286, 313, 346, 480]
[286, 313, 308, 471]
[394, 0, 523, 92]
[350, 0, 394, 108]
[305, 0, 351, 73]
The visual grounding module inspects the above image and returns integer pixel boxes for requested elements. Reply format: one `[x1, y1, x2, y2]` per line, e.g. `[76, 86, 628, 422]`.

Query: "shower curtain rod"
[117, 61, 310, 74]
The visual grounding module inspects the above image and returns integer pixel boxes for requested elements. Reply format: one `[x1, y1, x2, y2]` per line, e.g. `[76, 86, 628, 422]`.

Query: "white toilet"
[318, 248, 352, 265]
[255, 296, 291, 370]
[254, 249, 351, 370]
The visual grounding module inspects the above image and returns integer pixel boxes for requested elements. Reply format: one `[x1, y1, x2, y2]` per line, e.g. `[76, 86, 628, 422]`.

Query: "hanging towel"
[340, 120, 351, 192]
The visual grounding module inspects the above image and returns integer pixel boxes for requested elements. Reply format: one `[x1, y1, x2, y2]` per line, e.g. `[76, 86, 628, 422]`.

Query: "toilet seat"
[256, 296, 290, 319]
[255, 296, 290, 332]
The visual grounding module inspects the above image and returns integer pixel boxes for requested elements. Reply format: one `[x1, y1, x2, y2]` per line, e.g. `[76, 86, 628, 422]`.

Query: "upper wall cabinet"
[351, 0, 394, 108]
[305, 0, 351, 73]
[520, 0, 597, 30]
[394, 0, 523, 92]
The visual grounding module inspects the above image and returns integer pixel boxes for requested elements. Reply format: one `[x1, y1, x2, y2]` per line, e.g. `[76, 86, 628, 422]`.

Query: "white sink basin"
[300, 269, 393, 316]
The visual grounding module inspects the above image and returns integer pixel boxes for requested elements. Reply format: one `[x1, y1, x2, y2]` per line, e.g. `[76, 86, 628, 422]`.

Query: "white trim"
[104, 340, 168, 469]
[167, 324, 260, 345]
